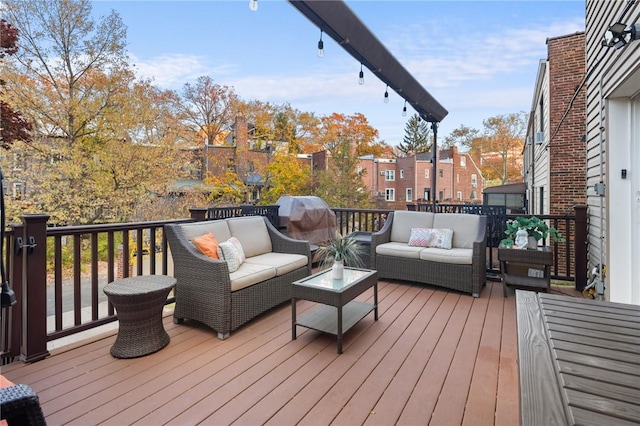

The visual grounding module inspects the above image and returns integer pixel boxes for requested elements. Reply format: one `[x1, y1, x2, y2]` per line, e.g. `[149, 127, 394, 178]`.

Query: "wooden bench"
[515, 290, 640, 425]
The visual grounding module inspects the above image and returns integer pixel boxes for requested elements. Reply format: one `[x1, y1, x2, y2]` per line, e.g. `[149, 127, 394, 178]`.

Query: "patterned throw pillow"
[217, 238, 245, 273]
[408, 228, 454, 249]
[193, 233, 219, 259]
[228, 236, 246, 263]
[408, 228, 433, 247]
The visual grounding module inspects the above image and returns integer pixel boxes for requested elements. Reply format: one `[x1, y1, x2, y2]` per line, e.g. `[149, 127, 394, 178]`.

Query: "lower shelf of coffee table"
[296, 301, 375, 336]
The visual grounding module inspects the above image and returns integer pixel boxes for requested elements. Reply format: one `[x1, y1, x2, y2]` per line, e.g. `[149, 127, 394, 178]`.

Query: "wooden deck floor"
[1, 280, 579, 425]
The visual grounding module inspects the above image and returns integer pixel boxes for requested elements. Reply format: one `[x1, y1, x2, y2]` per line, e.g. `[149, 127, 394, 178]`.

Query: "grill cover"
[277, 196, 337, 245]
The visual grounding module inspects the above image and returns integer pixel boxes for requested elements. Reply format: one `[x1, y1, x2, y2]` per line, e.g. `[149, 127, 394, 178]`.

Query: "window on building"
[400, 169, 404, 179]
[13, 182, 24, 200]
[539, 95, 544, 132]
[438, 169, 443, 178]
[385, 188, 395, 201]
[385, 170, 395, 181]
[424, 189, 430, 201]
[457, 191, 462, 201]
[470, 190, 476, 200]
[460, 156, 466, 167]
[439, 190, 444, 200]
[456, 173, 460, 183]
[406, 188, 412, 202]
[471, 174, 477, 188]
[424, 169, 429, 179]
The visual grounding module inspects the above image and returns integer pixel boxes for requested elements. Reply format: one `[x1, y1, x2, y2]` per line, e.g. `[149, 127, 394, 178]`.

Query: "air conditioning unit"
[534, 132, 544, 144]
[380, 171, 385, 176]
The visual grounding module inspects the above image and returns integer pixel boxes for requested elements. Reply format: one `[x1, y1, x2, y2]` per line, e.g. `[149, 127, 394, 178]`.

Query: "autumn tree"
[259, 152, 312, 204]
[312, 112, 391, 157]
[441, 125, 478, 150]
[463, 113, 526, 185]
[179, 76, 239, 149]
[0, 19, 31, 149]
[397, 114, 431, 156]
[2, 0, 185, 224]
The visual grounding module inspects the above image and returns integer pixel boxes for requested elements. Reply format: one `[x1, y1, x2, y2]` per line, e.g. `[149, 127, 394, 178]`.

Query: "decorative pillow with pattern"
[408, 228, 454, 249]
[193, 232, 219, 259]
[427, 228, 454, 249]
[217, 239, 244, 272]
[228, 236, 246, 263]
[408, 228, 433, 247]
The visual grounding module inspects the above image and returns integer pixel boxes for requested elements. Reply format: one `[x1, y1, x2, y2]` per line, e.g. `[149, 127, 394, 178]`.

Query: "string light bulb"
[249, 0, 258, 12]
[317, 30, 324, 57]
[384, 86, 389, 104]
[358, 63, 364, 85]
[402, 100, 407, 117]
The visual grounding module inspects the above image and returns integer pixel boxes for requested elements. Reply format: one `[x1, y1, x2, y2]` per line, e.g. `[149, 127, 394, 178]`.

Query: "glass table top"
[295, 268, 374, 291]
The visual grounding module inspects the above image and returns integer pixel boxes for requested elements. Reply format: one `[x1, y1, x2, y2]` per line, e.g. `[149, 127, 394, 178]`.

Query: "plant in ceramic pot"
[501, 216, 565, 249]
[316, 232, 365, 279]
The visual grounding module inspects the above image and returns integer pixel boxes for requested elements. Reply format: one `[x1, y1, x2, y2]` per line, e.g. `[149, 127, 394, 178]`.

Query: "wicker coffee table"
[103, 275, 176, 358]
[292, 267, 378, 354]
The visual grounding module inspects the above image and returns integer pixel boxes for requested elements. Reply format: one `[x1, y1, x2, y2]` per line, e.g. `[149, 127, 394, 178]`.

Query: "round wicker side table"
[103, 275, 176, 358]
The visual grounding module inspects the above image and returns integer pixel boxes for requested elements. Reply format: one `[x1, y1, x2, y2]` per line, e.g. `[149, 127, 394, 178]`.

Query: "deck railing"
[0, 204, 587, 364]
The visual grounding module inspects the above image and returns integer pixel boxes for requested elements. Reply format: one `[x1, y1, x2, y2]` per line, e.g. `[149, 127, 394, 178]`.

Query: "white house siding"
[524, 61, 551, 215]
[586, 0, 640, 304]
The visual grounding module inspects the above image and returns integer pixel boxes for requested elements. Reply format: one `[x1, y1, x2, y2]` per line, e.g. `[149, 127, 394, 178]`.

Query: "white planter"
[528, 236, 539, 249]
[331, 260, 344, 280]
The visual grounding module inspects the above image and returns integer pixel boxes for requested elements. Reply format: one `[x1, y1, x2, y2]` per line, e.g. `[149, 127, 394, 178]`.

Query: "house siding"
[586, 0, 640, 304]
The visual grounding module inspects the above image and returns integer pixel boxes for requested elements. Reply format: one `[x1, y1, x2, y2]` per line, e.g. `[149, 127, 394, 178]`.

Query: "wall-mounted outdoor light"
[601, 22, 639, 49]
[317, 30, 324, 57]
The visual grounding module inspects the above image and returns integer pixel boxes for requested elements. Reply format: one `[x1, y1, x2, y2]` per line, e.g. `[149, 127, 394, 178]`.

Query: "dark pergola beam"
[287, 0, 448, 123]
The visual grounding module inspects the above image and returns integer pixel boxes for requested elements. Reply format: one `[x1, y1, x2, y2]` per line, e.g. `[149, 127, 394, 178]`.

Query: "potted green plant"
[501, 216, 565, 249]
[316, 232, 365, 279]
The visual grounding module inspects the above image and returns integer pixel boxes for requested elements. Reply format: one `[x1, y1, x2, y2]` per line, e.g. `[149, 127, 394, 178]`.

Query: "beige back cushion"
[227, 216, 273, 257]
[390, 211, 435, 243]
[432, 213, 481, 249]
[179, 221, 231, 243]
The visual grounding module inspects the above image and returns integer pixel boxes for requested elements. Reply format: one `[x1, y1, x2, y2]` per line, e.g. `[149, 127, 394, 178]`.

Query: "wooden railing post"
[189, 207, 207, 221]
[574, 205, 588, 290]
[7, 223, 24, 361]
[20, 214, 50, 362]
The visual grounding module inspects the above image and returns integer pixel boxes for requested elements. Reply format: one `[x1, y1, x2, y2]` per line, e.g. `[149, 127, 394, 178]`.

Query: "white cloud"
[130, 53, 237, 89]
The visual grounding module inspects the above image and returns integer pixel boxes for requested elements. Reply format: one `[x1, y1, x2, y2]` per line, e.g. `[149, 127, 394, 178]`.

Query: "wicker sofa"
[165, 216, 311, 339]
[370, 211, 487, 297]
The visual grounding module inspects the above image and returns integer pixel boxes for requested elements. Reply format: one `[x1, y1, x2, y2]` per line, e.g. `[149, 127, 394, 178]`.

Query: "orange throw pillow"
[193, 233, 219, 259]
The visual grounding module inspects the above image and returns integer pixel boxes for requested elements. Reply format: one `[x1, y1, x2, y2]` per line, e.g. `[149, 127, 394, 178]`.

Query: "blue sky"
[91, 0, 585, 146]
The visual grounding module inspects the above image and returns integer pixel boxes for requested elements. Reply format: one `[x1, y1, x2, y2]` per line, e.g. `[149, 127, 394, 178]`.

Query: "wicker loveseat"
[165, 216, 311, 339]
[370, 211, 487, 297]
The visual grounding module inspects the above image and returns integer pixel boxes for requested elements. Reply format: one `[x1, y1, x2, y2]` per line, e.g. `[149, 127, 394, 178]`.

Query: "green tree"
[397, 114, 431, 156]
[313, 137, 373, 208]
[260, 151, 312, 204]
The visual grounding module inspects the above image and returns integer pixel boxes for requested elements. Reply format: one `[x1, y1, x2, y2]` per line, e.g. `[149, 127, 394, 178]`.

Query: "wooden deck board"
[2, 280, 528, 425]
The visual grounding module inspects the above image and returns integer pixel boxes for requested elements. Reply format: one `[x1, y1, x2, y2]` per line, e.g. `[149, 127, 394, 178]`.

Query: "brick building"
[303, 146, 484, 209]
[524, 32, 586, 215]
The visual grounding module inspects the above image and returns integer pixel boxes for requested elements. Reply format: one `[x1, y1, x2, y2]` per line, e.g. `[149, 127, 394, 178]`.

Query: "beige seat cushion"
[390, 211, 435, 243]
[229, 262, 276, 292]
[180, 221, 232, 243]
[419, 247, 473, 265]
[245, 253, 308, 276]
[432, 213, 481, 249]
[227, 216, 273, 257]
[375, 242, 423, 259]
